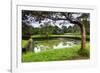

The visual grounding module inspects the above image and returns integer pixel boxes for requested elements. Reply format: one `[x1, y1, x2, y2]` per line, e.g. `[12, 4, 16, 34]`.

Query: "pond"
[33, 38, 81, 53]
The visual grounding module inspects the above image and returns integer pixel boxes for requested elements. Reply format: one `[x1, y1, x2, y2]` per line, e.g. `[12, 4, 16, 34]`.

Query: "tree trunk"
[26, 38, 34, 52]
[80, 24, 86, 50]
[66, 19, 86, 50]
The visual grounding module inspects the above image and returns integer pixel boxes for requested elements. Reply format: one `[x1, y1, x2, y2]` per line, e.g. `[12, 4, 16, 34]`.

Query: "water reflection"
[33, 38, 80, 53]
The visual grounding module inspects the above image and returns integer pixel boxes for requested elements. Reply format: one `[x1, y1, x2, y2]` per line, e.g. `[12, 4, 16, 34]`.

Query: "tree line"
[22, 20, 89, 36]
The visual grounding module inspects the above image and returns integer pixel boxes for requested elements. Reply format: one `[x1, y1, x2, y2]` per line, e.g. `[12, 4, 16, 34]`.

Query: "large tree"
[22, 10, 90, 50]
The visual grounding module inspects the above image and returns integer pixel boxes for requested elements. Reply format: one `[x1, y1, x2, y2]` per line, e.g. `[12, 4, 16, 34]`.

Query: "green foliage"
[22, 22, 34, 36]
[62, 25, 68, 33]
[78, 49, 90, 57]
[78, 43, 90, 57]
[82, 20, 90, 35]
[22, 40, 28, 48]
[39, 23, 55, 37]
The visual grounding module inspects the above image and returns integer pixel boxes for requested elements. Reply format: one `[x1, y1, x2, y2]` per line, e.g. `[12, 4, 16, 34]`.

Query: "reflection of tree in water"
[62, 41, 68, 46]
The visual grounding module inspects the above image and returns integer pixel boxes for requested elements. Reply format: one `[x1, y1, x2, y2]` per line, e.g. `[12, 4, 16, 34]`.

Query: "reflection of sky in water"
[53, 42, 73, 49]
[33, 38, 80, 53]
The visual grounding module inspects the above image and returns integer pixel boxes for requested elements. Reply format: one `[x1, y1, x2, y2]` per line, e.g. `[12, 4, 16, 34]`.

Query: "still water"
[33, 38, 80, 53]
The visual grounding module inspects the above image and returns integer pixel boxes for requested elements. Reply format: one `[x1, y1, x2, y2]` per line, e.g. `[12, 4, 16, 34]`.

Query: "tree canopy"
[22, 10, 90, 36]
[22, 10, 89, 24]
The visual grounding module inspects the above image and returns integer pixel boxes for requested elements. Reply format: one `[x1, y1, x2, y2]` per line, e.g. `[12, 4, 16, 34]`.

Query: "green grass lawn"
[22, 43, 90, 62]
[64, 32, 81, 35]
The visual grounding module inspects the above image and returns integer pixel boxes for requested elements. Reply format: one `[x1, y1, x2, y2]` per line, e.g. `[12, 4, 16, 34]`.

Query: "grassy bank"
[31, 34, 90, 40]
[22, 43, 90, 62]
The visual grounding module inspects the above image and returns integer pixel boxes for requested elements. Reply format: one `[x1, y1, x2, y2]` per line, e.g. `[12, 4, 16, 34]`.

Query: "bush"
[78, 49, 90, 57]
